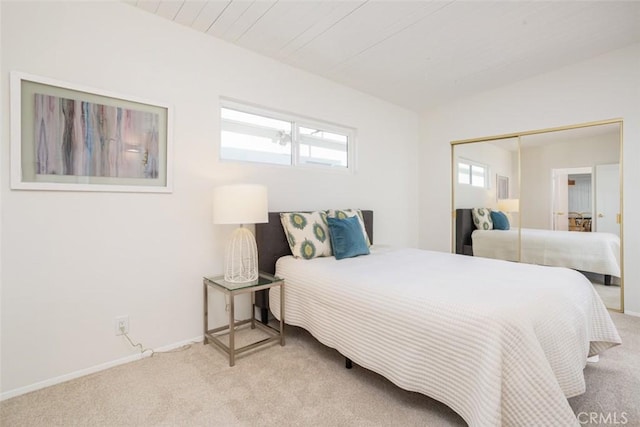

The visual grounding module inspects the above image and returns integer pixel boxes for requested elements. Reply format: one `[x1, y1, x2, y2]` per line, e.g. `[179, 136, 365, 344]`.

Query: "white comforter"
[269, 248, 620, 427]
[472, 228, 620, 277]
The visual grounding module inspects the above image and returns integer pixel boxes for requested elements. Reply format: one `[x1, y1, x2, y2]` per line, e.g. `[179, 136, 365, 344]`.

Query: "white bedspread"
[269, 248, 620, 427]
[472, 228, 621, 277]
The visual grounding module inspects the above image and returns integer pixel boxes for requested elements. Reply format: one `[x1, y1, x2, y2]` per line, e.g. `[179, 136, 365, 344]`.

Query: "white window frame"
[457, 158, 489, 189]
[220, 98, 355, 172]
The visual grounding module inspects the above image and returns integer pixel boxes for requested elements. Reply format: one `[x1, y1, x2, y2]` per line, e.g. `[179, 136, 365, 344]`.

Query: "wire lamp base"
[224, 226, 259, 283]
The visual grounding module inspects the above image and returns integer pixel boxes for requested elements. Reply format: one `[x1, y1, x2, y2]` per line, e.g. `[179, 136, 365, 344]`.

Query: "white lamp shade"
[498, 198, 520, 213]
[213, 184, 268, 225]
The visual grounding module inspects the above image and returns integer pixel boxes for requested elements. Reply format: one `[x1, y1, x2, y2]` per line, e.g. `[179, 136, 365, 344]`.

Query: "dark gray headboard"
[255, 210, 374, 275]
[455, 208, 475, 256]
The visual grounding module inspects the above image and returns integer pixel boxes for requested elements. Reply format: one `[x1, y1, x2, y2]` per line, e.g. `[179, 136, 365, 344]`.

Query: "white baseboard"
[155, 335, 204, 352]
[623, 310, 640, 317]
[0, 335, 204, 401]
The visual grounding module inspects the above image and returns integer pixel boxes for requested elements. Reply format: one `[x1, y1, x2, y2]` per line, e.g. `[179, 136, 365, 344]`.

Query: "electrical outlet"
[115, 315, 129, 336]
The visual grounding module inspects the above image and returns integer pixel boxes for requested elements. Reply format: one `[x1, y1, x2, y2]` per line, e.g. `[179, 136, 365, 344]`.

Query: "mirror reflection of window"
[457, 160, 487, 188]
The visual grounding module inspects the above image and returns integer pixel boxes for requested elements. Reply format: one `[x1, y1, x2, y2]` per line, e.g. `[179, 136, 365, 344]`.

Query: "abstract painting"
[11, 72, 171, 192]
[497, 175, 509, 200]
[34, 94, 159, 179]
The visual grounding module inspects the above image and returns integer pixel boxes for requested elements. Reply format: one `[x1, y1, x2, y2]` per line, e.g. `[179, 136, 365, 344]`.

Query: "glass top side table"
[203, 272, 284, 366]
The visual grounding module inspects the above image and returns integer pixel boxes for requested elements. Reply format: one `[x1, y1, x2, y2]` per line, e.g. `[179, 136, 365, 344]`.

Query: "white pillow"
[472, 208, 493, 230]
[326, 209, 371, 246]
[280, 211, 332, 259]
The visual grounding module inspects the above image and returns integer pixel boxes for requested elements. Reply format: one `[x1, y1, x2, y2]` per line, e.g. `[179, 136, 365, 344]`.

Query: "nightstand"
[203, 272, 284, 366]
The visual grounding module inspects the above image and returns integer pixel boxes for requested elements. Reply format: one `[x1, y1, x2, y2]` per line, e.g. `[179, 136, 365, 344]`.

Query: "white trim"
[0, 335, 203, 401]
[623, 310, 640, 317]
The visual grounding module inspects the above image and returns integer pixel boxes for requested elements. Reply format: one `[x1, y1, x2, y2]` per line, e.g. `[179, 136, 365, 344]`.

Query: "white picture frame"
[497, 175, 509, 200]
[10, 72, 173, 193]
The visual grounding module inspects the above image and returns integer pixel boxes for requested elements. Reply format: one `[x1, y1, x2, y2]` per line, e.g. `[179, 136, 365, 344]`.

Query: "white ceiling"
[129, 1, 640, 112]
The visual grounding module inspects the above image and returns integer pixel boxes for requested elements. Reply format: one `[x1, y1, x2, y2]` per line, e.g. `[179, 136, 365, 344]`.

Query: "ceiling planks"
[210, 1, 279, 42]
[154, 0, 184, 20]
[172, 1, 207, 26]
[130, 0, 640, 111]
[190, 1, 232, 33]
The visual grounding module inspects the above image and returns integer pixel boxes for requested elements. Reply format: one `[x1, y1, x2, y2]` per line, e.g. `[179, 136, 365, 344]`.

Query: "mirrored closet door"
[452, 120, 623, 311]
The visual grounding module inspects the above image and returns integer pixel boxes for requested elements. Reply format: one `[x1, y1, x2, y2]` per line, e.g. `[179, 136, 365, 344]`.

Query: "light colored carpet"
[582, 271, 622, 310]
[1, 313, 638, 426]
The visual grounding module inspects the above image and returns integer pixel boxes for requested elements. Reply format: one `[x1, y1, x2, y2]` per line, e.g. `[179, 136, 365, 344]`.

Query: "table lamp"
[213, 184, 268, 283]
[497, 198, 519, 213]
[498, 198, 520, 226]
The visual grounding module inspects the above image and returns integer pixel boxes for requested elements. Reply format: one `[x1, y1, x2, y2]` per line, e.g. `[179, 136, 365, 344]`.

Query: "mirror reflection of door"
[452, 121, 622, 312]
[595, 164, 620, 235]
[568, 172, 593, 232]
[551, 170, 570, 231]
[551, 167, 593, 232]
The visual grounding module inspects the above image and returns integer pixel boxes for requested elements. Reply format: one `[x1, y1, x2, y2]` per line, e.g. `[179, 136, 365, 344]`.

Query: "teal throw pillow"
[327, 216, 370, 260]
[326, 209, 371, 246]
[490, 210, 510, 230]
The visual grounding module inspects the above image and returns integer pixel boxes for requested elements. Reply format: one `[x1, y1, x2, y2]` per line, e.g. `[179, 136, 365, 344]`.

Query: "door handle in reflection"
[555, 212, 565, 215]
[598, 213, 604, 218]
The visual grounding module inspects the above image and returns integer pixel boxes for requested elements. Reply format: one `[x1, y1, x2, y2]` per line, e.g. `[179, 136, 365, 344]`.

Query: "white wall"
[420, 42, 640, 314]
[0, 2, 420, 397]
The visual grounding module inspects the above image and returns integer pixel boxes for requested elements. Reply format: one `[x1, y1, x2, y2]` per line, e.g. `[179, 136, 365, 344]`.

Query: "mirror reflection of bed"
[455, 207, 621, 304]
[452, 120, 623, 311]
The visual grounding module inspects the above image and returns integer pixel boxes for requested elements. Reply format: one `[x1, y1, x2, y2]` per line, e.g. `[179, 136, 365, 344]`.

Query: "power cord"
[121, 328, 154, 356]
[119, 324, 193, 357]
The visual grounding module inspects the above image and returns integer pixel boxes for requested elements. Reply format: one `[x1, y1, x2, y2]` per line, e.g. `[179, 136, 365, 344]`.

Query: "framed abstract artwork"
[496, 175, 509, 200]
[10, 72, 172, 192]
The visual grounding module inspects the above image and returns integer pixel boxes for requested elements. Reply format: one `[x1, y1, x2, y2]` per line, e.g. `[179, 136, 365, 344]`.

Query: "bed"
[455, 208, 621, 284]
[255, 211, 621, 427]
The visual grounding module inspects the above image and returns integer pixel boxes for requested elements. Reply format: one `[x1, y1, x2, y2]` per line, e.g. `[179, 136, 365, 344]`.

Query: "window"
[458, 160, 488, 188]
[220, 100, 353, 170]
[221, 107, 292, 166]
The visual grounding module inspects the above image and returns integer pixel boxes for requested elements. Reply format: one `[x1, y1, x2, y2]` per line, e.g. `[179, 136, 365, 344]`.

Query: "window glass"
[220, 108, 292, 165]
[220, 101, 353, 170]
[458, 160, 487, 188]
[471, 165, 486, 187]
[298, 126, 348, 167]
[458, 162, 470, 184]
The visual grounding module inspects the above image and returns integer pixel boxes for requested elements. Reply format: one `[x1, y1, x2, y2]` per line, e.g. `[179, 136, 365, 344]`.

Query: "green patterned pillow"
[471, 208, 494, 230]
[280, 211, 332, 259]
[326, 209, 371, 246]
